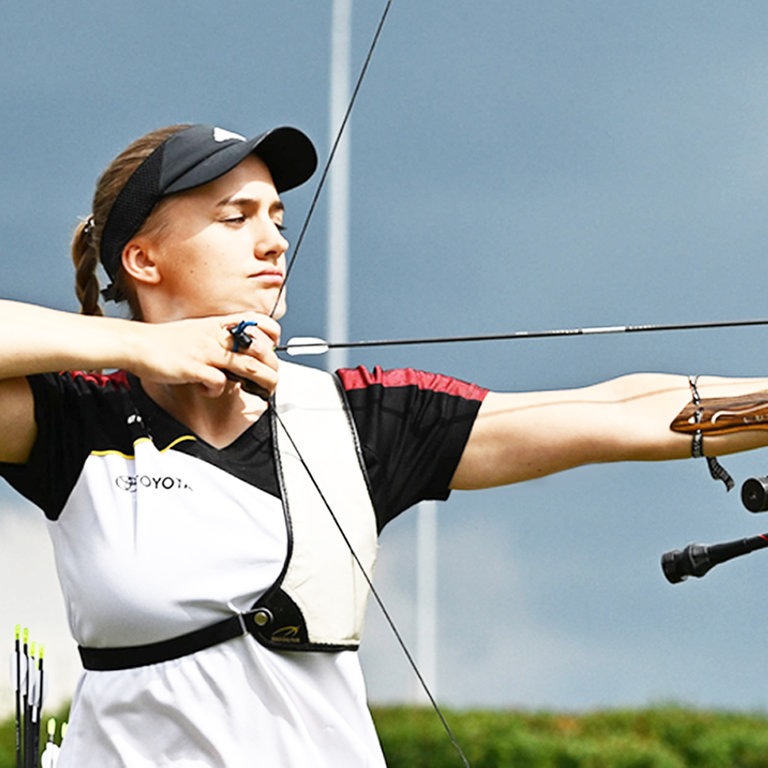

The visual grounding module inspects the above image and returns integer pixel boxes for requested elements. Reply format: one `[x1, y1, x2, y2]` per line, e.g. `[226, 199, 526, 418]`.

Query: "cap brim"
[164, 126, 318, 195]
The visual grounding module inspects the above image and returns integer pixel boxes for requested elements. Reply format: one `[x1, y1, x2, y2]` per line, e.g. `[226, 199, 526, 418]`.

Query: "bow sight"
[661, 474, 768, 583]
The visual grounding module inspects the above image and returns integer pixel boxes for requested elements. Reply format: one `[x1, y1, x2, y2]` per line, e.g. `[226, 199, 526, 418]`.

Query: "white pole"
[328, 1, 438, 707]
[327, 0, 352, 373]
[415, 500, 437, 703]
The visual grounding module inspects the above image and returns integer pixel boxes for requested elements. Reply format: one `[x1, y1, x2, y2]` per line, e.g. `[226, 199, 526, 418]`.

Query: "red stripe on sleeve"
[337, 365, 488, 401]
[68, 370, 131, 388]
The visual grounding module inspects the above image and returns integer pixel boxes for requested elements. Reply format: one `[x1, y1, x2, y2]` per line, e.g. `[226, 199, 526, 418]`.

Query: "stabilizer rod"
[661, 534, 768, 583]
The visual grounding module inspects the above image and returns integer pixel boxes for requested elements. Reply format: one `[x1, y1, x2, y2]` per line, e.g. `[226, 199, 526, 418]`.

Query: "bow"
[661, 472, 768, 584]
[272, 1, 768, 748]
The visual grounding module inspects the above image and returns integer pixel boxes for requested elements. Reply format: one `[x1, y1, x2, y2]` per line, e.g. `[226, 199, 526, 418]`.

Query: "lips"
[251, 270, 284, 284]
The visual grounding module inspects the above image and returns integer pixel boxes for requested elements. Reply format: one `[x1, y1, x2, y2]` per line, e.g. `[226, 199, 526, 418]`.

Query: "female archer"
[1, 122, 767, 766]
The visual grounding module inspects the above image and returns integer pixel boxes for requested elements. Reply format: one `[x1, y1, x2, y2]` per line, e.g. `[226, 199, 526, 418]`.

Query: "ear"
[121, 240, 162, 287]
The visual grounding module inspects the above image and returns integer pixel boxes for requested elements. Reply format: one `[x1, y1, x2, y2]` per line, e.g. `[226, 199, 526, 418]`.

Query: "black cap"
[99, 124, 317, 294]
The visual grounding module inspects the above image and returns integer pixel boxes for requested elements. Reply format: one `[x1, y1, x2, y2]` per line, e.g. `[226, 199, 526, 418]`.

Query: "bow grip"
[670, 390, 768, 436]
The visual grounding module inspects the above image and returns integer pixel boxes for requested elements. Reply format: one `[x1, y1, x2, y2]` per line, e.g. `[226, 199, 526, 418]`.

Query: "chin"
[220, 294, 285, 319]
[271, 300, 287, 320]
[262, 291, 287, 320]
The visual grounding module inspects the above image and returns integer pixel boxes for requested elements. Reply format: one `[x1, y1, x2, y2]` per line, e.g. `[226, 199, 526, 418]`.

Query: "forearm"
[452, 372, 768, 489]
[0, 300, 139, 379]
[0, 299, 282, 398]
[589, 373, 768, 461]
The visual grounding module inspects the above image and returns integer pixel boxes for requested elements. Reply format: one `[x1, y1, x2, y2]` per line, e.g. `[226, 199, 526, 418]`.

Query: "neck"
[141, 379, 270, 449]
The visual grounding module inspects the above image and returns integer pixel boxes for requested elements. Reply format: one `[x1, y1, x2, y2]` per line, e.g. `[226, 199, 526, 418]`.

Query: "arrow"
[10, 625, 22, 768]
[31, 646, 45, 765]
[40, 718, 60, 768]
[279, 317, 768, 356]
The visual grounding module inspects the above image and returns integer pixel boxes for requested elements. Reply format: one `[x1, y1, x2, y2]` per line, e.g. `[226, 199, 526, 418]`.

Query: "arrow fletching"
[41, 742, 60, 768]
[283, 337, 330, 356]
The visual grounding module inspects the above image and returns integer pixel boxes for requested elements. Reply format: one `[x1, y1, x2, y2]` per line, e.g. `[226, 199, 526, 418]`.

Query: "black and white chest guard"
[252, 361, 379, 651]
[76, 362, 379, 670]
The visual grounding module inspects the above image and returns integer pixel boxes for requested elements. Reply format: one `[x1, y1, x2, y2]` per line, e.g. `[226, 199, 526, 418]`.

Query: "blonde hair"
[70, 124, 190, 317]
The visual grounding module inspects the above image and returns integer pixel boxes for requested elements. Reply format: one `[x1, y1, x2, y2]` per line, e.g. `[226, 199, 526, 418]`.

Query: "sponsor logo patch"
[115, 475, 193, 492]
[213, 127, 246, 143]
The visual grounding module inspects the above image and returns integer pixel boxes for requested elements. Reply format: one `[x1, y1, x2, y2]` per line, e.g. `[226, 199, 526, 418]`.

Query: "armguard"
[670, 390, 768, 436]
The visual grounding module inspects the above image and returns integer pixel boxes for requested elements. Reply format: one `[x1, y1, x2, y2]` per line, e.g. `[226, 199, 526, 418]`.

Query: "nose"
[255, 219, 289, 262]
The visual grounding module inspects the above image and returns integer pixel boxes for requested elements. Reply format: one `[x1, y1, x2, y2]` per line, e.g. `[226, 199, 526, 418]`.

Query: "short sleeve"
[337, 366, 487, 530]
[0, 371, 134, 519]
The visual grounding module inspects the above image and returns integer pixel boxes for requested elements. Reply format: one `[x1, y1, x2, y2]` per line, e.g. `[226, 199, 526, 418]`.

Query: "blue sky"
[3, 1, 768, 713]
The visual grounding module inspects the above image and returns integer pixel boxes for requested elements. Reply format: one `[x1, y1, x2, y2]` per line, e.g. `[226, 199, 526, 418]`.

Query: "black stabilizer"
[661, 536, 768, 584]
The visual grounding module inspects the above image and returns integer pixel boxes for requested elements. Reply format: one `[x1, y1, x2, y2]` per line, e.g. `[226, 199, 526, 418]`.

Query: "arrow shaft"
[278, 317, 768, 353]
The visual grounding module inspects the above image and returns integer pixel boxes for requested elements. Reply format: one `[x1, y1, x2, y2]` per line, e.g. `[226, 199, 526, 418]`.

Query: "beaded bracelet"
[687, 375, 734, 491]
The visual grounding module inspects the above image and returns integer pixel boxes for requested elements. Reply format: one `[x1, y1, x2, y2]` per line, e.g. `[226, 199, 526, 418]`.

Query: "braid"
[71, 218, 104, 316]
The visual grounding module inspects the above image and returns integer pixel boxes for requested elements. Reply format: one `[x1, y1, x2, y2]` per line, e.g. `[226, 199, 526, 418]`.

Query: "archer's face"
[138, 155, 290, 320]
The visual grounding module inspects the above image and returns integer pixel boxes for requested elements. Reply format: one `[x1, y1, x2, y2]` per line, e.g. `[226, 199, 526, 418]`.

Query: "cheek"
[161, 234, 220, 277]
[157, 252, 216, 299]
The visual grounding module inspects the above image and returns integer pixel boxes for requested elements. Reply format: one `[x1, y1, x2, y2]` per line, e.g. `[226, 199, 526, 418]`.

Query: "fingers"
[222, 370, 272, 400]
[223, 312, 281, 350]
[220, 313, 281, 398]
[228, 321, 259, 353]
[128, 312, 282, 399]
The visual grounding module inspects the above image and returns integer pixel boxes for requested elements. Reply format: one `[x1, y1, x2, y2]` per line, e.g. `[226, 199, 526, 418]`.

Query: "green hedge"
[2, 704, 768, 767]
[371, 706, 768, 768]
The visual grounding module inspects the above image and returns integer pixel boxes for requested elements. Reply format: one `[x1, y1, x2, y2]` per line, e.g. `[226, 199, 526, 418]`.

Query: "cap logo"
[213, 127, 246, 143]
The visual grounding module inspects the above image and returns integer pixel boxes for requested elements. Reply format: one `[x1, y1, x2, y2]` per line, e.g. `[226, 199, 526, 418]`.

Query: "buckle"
[238, 609, 274, 637]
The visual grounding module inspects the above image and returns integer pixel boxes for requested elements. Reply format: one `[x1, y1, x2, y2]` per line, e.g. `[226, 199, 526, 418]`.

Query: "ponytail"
[71, 218, 103, 317]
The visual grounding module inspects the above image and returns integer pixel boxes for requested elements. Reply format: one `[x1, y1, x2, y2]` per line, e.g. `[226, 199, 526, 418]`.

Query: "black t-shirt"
[1, 365, 487, 531]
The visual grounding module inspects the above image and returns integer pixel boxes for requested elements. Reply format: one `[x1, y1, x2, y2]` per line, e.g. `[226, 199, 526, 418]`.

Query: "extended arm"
[451, 373, 768, 489]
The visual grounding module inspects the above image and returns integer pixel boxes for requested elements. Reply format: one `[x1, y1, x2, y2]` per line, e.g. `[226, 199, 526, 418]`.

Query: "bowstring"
[269, 0, 393, 319]
[264, 2, 471, 765]
[272, 409, 471, 768]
